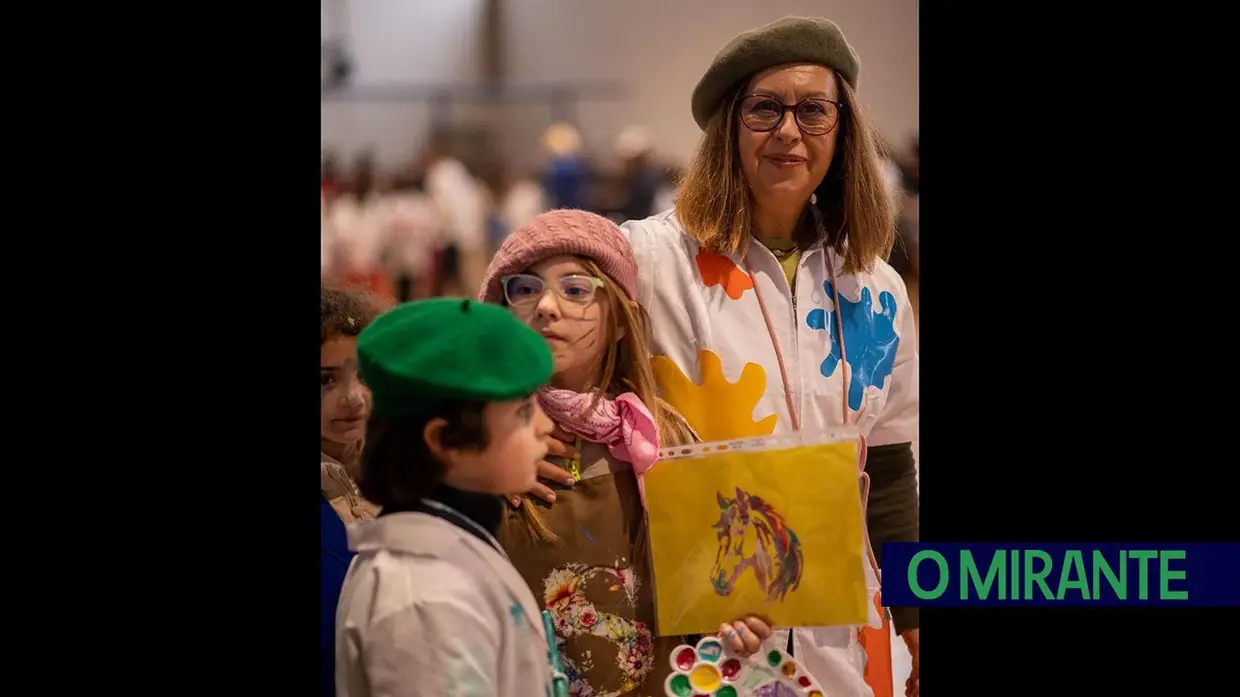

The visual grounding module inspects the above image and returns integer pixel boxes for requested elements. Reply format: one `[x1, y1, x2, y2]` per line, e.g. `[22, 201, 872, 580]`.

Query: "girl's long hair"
[507, 258, 696, 545]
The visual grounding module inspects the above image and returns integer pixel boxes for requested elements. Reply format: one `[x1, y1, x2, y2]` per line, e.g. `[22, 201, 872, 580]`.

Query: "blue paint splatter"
[577, 525, 595, 545]
[805, 280, 900, 411]
[509, 603, 526, 626]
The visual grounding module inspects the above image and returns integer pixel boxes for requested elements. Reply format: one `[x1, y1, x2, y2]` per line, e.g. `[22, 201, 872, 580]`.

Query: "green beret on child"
[357, 297, 554, 418]
[691, 16, 861, 130]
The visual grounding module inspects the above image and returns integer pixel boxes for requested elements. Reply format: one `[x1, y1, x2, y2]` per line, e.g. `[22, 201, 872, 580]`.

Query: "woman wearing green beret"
[335, 298, 561, 697]
[615, 16, 920, 697]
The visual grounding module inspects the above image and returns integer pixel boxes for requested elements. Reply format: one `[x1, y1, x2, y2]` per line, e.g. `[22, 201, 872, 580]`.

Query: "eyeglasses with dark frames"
[738, 94, 844, 136]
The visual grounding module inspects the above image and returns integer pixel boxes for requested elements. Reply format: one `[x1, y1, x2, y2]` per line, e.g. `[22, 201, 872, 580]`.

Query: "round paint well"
[808, 691, 824, 697]
[716, 686, 738, 697]
[697, 639, 723, 662]
[675, 647, 697, 671]
[689, 663, 722, 693]
[781, 661, 797, 677]
[667, 673, 692, 697]
[798, 676, 812, 687]
[766, 650, 782, 667]
[720, 658, 742, 680]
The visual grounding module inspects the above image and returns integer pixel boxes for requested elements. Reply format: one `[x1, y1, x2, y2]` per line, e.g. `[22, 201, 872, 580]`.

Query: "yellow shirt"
[753, 234, 802, 292]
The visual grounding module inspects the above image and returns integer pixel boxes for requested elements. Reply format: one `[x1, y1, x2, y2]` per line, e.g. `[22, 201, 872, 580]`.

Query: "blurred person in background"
[382, 174, 440, 302]
[421, 135, 489, 296]
[322, 192, 330, 277]
[322, 152, 343, 202]
[614, 125, 663, 222]
[492, 162, 547, 249]
[653, 164, 682, 214]
[614, 17, 918, 697]
[349, 151, 377, 203]
[479, 160, 546, 253]
[900, 135, 918, 196]
[882, 137, 915, 281]
[896, 136, 918, 290]
[541, 122, 592, 210]
[325, 152, 393, 300]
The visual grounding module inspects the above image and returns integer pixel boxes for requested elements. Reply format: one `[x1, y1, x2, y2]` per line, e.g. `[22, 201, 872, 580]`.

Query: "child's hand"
[509, 424, 579, 507]
[718, 615, 773, 656]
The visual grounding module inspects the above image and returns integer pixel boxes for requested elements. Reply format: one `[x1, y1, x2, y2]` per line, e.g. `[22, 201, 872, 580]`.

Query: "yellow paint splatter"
[652, 349, 777, 442]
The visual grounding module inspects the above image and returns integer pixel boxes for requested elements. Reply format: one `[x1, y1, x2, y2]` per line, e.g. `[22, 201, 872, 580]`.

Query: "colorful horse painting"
[710, 487, 804, 603]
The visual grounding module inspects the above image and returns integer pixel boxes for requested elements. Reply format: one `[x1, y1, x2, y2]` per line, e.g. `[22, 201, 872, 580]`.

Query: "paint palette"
[663, 636, 825, 697]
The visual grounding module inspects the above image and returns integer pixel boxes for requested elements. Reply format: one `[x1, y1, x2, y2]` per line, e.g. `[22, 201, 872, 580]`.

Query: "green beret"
[691, 16, 861, 130]
[357, 298, 554, 418]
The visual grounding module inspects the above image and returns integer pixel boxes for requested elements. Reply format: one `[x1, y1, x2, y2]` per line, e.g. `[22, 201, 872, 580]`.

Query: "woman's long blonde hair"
[508, 258, 696, 544]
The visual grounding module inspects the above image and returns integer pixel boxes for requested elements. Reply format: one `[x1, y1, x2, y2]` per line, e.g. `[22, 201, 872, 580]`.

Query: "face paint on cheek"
[573, 325, 601, 351]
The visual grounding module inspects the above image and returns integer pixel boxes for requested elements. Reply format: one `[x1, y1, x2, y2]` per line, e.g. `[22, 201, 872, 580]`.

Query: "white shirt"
[328, 194, 388, 272]
[621, 210, 919, 697]
[382, 192, 440, 275]
[500, 180, 547, 236]
[336, 511, 554, 697]
[426, 158, 488, 251]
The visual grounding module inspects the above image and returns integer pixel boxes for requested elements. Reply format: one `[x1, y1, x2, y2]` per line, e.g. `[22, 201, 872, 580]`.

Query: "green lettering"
[909, 550, 949, 600]
[961, 550, 1006, 600]
[1129, 550, 1157, 600]
[1092, 550, 1126, 600]
[1023, 550, 1054, 600]
[1010, 549, 1020, 599]
[1159, 550, 1188, 600]
[1056, 550, 1090, 600]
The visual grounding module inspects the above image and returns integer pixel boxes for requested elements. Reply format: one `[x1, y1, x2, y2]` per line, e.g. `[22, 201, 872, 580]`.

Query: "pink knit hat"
[478, 209, 638, 304]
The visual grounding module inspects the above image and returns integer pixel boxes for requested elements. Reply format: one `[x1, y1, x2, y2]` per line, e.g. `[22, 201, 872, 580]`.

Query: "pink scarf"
[537, 386, 660, 507]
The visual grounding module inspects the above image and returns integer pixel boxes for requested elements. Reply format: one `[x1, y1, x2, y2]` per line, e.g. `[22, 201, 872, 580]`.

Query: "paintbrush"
[542, 610, 570, 697]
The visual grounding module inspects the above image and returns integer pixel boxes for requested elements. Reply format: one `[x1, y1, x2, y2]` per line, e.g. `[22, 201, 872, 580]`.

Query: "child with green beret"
[334, 297, 558, 697]
[478, 209, 775, 697]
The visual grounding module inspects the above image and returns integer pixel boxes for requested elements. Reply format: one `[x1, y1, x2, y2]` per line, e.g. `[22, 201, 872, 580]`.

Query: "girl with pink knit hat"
[479, 209, 772, 697]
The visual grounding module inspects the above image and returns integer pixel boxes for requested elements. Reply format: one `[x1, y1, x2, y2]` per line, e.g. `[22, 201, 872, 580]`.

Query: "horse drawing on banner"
[710, 487, 804, 603]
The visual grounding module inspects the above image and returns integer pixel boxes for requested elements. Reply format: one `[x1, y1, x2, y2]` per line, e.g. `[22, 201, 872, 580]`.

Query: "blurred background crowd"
[320, 127, 919, 306]
[320, 0, 919, 320]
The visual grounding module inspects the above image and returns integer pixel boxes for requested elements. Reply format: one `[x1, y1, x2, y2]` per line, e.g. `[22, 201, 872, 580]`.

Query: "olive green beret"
[357, 298, 554, 418]
[691, 16, 861, 130]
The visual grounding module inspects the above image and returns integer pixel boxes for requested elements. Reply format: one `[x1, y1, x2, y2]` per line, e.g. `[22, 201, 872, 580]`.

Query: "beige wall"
[321, 0, 486, 165]
[505, 0, 918, 166]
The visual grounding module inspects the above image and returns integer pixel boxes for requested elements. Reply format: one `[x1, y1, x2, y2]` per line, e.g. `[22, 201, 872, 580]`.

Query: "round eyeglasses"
[739, 94, 843, 136]
[501, 273, 605, 308]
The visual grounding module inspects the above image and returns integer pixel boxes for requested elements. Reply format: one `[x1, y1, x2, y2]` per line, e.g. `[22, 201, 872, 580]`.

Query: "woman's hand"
[509, 424, 579, 507]
[901, 628, 919, 697]
[718, 615, 773, 656]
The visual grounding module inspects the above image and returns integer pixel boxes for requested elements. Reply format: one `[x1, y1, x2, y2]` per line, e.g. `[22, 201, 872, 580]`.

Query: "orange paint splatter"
[696, 249, 754, 300]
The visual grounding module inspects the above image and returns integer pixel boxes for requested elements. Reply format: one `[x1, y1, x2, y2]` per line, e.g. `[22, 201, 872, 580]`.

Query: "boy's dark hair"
[358, 400, 490, 508]
[321, 286, 388, 345]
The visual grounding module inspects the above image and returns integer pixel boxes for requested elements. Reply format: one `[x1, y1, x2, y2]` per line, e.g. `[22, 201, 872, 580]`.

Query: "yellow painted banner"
[644, 436, 869, 636]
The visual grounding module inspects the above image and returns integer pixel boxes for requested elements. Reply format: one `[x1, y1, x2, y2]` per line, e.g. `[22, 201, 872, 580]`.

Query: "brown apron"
[499, 444, 686, 697]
